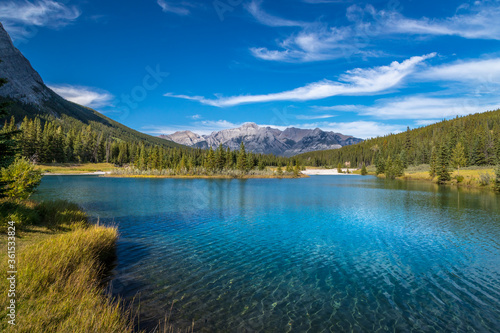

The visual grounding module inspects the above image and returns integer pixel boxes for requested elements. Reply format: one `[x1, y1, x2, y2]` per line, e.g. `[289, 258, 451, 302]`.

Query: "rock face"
[0, 22, 54, 106]
[160, 123, 363, 156]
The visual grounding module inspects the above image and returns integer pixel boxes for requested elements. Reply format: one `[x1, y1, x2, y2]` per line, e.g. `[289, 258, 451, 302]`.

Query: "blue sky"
[1, 0, 500, 139]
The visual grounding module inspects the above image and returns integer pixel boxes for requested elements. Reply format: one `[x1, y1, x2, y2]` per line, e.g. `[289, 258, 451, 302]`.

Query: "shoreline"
[103, 173, 310, 179]
[302, 168, 359, 175]
[42, 171, 111, 176]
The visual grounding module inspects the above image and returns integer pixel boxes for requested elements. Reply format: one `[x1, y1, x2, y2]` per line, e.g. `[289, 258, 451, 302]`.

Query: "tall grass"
[0, 200, 136, 333]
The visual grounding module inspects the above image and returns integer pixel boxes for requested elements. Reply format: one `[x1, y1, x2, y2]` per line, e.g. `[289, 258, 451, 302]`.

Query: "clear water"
[34, 175, 500, 332]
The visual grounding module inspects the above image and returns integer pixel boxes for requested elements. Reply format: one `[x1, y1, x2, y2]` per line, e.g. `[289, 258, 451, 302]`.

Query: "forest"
[0, 115, 295, 174]
[297, 109, 500, 172]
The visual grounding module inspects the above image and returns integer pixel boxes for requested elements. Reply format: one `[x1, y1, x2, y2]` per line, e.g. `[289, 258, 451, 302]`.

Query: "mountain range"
[160, 123, 362, 157]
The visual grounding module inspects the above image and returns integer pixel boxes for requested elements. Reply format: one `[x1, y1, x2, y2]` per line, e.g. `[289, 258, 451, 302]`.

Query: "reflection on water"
[34, 176, 500, 332]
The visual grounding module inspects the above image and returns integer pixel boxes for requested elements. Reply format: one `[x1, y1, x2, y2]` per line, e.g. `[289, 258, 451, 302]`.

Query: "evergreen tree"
[399, 150, 408, 168]
[375, 154, 385, 175]
[205, 147, 216, 171]
[0, 70, 20, 197]
[385, 156, 394, 179]
[276, 165, 283, 176]
[451, 142, 466, 176]
[361, 162, 367, 176]
[1, 157, 42, 199]
[337, 162, 342, 173]
[215, 144, 226, 170]
[236, 142, 247, 172]
[429, 146, 438, 178]
[437, 144, 451, 184]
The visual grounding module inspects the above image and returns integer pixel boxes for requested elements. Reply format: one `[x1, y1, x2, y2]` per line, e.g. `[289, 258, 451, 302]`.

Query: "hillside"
[160, 122, 362, 157]
[296, 110, 500, 168]
[0, 21, 182, 150]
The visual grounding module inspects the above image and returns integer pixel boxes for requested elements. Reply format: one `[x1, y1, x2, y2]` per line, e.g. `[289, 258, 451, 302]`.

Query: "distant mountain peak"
[160, 124, 363, 156]
[241, 122, 259, 129]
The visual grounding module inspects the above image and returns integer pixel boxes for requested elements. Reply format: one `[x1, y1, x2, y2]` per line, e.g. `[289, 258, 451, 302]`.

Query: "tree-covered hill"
[296, 109, 500, 169]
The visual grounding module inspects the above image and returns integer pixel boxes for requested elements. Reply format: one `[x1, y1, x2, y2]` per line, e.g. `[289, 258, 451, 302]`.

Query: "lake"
[33, 175, 500, 332]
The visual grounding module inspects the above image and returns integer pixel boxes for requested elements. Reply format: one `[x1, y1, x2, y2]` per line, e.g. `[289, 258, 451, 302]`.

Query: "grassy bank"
[108, 166, 308, 179]
[35, 163, 118, 175]
[400, 165, 497, 189]
[0, 199, 135, 332]
[353, 164, 498, 190]
[35, 163, 309, 179]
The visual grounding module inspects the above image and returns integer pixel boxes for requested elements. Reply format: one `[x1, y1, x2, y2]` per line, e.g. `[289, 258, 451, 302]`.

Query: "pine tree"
[437, 144, 451, 184]
[451, 142, 466, 176]
[215, 144, 226, 170]
[236, 142, 247, 172]
[276, 165, 283, 176]
[205, 147, 216, 172]
[225, 147, 233, 169]
[375, 154, 385, 175]
[0, 69, 20, 197]
[429, 146, 438, 178]
[361, 162, 367, 175]
[385, 156, 394, 179]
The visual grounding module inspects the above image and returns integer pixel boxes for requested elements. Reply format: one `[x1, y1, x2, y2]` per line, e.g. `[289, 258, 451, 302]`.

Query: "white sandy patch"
[42, 171, 111, 176]
[302, 169, 358, 175]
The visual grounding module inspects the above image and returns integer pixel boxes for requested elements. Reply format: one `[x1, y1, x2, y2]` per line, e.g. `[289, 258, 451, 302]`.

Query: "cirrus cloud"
[165, 53, 435, 107]
[0, 0, 80, 39]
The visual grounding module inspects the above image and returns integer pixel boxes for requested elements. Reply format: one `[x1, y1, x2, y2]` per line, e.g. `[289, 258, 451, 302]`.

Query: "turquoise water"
[34, 176, 500, 332]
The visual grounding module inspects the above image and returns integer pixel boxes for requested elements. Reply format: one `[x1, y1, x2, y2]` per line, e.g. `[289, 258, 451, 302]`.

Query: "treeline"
[297, 109, 500, 169]
[1, 116, 293, 171]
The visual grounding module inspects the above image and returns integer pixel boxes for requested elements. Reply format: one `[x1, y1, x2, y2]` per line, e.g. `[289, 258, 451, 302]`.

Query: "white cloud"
[188, 114, 202, 120]
[248, 1, 500, 62]
[306, 121, 404, 139]
[328, 95, 500, 120]
[165, 54, 435, 107]
[0, 0, 80, 39]
[157, 0, 195, 15]
[246, 0, 307, 27]
[419, 57, 500, 84]
[143, 120, 241, 136]
[382, 1, 500, 40]
[296, 114, 336, 120]
[49, 84, 114, 109]
[414, 119, 440, 126]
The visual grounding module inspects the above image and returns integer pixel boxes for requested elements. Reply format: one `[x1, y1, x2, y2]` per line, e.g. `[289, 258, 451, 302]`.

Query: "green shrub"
[455, 175, 464, 183]
[1, 157, 42, 199]
[361, 163, 367, 175]
[479, 172, 491, 186]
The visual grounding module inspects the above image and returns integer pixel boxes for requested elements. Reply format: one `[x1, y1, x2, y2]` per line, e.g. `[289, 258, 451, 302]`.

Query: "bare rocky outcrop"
[0, 22, 54, 106]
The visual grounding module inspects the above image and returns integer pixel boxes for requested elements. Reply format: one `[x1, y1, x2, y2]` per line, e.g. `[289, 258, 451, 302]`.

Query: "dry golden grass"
[35, 163, 118, 175]
[0, 200, 135, 333]
[402, 168, 496, 188]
